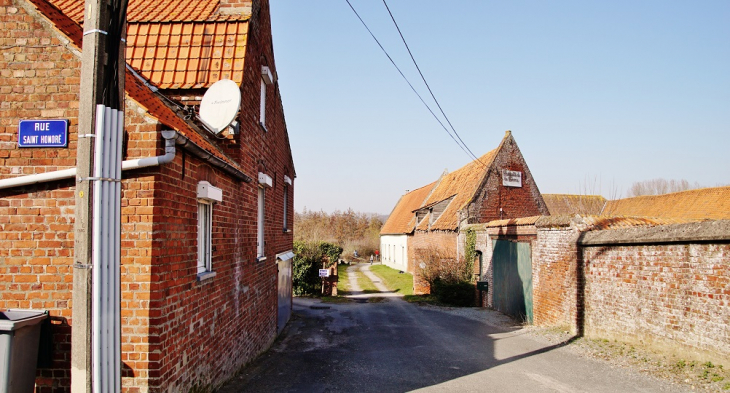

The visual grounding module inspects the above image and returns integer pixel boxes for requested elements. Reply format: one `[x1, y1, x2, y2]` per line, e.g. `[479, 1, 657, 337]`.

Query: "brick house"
[380, 131, 549, 293]
[0, 0, 294, 391]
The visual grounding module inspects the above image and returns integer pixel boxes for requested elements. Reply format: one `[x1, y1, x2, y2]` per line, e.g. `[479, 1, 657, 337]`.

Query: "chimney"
[219, 0, 253, 16]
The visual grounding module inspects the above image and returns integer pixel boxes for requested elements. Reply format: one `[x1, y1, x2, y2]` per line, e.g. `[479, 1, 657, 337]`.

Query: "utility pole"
[73, 0, 111, 392]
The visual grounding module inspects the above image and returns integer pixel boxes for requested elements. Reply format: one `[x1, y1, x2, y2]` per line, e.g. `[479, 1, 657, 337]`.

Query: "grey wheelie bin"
[0, 310, 47, 393]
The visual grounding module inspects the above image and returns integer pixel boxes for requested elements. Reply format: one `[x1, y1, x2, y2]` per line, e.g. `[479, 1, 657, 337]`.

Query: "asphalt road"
[219, 265, 688, 393]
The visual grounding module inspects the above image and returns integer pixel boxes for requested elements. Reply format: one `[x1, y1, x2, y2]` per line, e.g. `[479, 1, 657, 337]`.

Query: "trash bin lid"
[0, 310, 47, 332]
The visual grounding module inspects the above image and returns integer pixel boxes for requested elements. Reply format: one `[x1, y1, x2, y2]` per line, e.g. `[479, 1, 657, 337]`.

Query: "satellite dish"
[198, 79, 241, 135]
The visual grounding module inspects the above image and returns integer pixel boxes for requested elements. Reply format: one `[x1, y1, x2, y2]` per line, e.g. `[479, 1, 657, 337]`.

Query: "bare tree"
[627, 178, 700, 197]
[294, 209, 383, 257]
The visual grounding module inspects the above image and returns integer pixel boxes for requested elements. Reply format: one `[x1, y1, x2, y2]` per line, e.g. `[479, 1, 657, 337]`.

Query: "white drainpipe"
[0, 130, 178, 190]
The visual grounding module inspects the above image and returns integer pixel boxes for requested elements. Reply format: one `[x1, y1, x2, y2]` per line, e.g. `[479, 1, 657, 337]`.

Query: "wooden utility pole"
[73, 0, 111, 392]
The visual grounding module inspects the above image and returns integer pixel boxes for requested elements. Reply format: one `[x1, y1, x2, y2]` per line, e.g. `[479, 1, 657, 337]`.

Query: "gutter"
[168, 132, 251, 183]
[0, 130, 251, 190]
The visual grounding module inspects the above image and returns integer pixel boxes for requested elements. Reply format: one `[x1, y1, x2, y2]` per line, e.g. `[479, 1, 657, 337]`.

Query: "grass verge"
[369, 264, 414, 296]
[337, 263, 350, 293]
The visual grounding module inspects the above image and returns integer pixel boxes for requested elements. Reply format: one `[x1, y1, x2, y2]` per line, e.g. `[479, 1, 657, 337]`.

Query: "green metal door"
[492, 239, 533, 323]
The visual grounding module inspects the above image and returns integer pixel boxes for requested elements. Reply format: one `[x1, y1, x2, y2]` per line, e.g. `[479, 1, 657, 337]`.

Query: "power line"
[381, 0, 484, 167]
[344, 0, 482, 165]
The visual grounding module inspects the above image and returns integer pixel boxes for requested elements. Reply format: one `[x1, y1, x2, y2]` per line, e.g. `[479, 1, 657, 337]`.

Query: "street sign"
[319, 269, 330, 277]
[18, 119, 68, 148]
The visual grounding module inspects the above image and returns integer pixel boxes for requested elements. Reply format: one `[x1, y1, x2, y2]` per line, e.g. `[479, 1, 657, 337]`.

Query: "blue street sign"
[18, 119, 68, 148]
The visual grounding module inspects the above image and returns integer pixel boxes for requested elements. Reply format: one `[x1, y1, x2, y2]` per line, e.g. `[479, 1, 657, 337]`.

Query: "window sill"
[196, 271, 217, 282]
[258, 121, 268, 132]
[257, 256, 267, 263]
[283, 228, 291, 234]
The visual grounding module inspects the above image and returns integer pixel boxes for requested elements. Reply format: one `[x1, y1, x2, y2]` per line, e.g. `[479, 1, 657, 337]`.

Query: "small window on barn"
[197, 181, 222, 281]
[260, 66, 274, 131]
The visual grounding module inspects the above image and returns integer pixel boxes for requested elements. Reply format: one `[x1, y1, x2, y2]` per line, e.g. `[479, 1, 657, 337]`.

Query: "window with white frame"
[257, 186, 265, 258]
[196, 181, 222, 280]
[197, 201, 212, 273]
[257, 172, 272, 260]
[283, 175, 292, 232]
[260, 66, 274, 130]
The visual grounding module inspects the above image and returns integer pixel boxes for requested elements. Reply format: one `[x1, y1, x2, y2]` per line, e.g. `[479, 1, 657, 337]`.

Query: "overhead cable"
[344, 0, 482, 165]
[381, 0, 485, 167]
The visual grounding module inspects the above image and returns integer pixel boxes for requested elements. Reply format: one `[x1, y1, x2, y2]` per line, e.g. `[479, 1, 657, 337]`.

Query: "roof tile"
[380, 183, 435, 235]
[46, 0, 251, 89]
[424, 149, 498, 231]
[543, 194, 607, 216]
[602, 187, 730, 221]
[29, 0, 244, 175]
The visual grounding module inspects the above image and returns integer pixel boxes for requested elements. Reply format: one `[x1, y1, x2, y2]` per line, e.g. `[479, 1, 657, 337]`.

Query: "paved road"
[220, 264, 688, 393]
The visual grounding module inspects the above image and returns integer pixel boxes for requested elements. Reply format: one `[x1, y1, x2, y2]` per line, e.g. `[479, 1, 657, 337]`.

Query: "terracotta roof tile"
[602, 187, 730, 221]
[380, 183, 435, 235]
[543, 194, 607, 216]
[28, 0, 243, 175]
[47, 0, 251, 89]
[125, 20, 249, 89]
[49, 0, 250, 23]
[424, 149, 498, 231]
[581, 216, 686, 230]
[485, 216, 541, 228]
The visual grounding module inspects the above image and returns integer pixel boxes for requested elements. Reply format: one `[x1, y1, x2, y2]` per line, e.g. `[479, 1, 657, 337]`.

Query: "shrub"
[292, 241, 343, 296]
[414, 245, 475, 306]
[432, 279, 476, 307]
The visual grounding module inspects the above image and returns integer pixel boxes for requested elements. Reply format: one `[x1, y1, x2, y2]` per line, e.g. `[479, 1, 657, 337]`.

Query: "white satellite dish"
[198, 79, 241, 135]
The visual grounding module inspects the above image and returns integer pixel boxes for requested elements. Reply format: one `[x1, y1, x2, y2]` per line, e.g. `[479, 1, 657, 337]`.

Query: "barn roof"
[602, 186, 730, 221]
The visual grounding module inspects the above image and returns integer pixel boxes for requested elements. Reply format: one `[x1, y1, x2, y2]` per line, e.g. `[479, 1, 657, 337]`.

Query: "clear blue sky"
[269, 1, 730, 215]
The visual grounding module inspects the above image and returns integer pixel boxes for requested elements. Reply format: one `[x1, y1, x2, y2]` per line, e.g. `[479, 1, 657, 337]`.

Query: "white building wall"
[380, 234, 409, 271]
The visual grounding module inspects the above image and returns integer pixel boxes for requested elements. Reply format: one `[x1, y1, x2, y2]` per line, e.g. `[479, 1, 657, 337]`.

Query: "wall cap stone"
[579, 219, 730, 245]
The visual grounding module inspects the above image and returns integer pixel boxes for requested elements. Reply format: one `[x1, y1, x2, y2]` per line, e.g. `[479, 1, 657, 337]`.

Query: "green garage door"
[492, 239, 533, 323]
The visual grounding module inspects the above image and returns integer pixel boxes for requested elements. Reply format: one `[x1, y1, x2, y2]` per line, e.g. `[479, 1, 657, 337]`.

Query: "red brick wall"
[532, 221, 730, 363]
[531, 227, 581, 332]
[1, 0, 294, 391]
[410, 231, 457, 294]
[465, 134, 548, 224]
[0, 1, 81, 390]
[237, 0, 294, 257]
[582, 242, 730, 362]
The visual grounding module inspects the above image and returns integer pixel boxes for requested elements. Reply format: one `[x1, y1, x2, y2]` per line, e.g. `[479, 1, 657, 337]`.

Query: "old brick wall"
[237, 0, 294, 257]
[532, 219, 730, 363]
[1, 0, 294, 391]
[0, 1, 81, 390]
[465, 133, 548, 225]
[582, 242, 730, 363]
[458, 227, 493, 307]
[410, 231, 457, 294]
[531, 225, 581, 333]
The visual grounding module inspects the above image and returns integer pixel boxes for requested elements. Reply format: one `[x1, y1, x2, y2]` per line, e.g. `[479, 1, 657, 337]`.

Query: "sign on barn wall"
[502, 170, 522, 187]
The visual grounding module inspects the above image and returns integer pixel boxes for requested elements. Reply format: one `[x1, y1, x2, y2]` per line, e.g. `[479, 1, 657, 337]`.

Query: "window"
[259, 79, 266, 128]
[196, 181, 222, 281]
[257, 172, 272, 260]
[257, 186, 265, 259]
[283, 175, 292, 232]
[283, 184, 289, 231]
[197, 201, 212, 273]
[260, 66, 274, 130]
